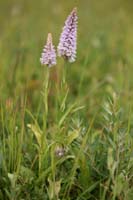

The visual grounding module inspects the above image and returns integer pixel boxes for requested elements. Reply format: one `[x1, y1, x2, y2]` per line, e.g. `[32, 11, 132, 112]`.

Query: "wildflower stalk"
[40, 33, 56, 67]
[39, 32, 56, 174]
[38, 68, 50, 175]
[58, 7, 78, 63]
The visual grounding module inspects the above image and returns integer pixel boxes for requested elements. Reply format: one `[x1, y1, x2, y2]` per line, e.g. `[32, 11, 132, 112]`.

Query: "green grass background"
[0, 0, 133, 199]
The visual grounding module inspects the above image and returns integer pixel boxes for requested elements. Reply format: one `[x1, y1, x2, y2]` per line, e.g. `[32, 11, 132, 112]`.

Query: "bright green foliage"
[0, 0, 133, 199]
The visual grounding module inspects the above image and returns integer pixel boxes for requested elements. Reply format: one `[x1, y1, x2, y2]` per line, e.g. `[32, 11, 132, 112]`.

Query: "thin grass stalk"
[63, 117, 95, 199]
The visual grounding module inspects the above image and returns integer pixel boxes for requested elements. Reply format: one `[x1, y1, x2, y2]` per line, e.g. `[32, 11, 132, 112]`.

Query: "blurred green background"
[0, 0, 133, 109]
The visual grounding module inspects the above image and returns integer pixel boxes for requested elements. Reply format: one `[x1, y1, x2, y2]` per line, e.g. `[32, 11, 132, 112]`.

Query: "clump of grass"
[1, 73, 132, 199]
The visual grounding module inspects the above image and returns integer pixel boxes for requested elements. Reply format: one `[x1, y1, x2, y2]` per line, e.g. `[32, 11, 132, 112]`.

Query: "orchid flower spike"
[57, 7, 78, 63]
[40, 33, 56, 67]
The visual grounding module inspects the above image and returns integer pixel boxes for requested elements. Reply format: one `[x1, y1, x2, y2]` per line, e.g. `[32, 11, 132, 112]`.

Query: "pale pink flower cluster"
[57, 8, 77, 63]
[40, 33, 56, 67]
[40, 8, 78, 67]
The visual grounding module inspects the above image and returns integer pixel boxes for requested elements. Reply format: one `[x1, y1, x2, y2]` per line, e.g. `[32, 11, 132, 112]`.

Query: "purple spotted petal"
[57, 8, 78, 63]
[40, 33, 56, 67]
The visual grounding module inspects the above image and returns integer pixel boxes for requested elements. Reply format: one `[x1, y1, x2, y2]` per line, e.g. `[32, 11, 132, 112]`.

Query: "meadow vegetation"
[0, 0, 133, 199]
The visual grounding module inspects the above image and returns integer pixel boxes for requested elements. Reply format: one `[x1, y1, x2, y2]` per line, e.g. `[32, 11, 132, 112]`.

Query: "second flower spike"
[57, 8, 78, 63]
[40, 33, 56, 67]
